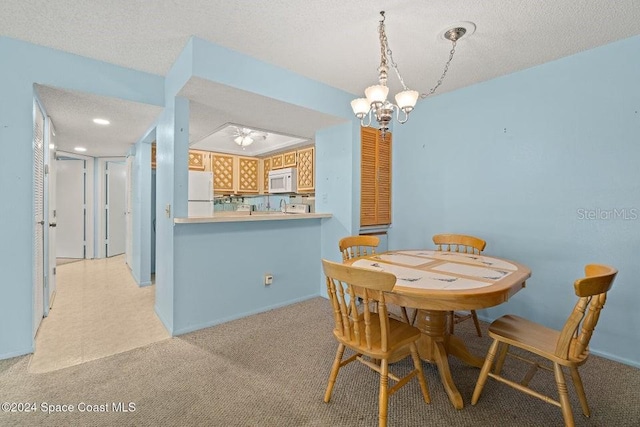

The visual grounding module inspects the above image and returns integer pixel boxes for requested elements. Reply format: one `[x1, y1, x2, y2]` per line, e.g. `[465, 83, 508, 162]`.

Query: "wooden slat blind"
[360, 127, 392, 226]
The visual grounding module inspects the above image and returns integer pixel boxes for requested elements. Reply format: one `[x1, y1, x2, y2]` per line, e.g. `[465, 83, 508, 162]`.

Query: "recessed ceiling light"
[74, 147, 87, 152]
[93, 118, 110, 125]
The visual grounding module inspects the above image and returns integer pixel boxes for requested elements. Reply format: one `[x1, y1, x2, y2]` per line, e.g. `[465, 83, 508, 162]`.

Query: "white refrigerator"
[188, 171, 214, 216]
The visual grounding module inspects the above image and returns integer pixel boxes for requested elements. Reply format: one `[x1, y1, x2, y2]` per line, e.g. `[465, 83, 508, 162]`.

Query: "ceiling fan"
[230, 126, 268, 149]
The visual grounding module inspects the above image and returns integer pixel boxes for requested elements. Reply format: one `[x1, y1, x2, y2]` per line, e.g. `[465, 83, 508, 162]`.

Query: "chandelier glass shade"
[352, 11, 467, 136]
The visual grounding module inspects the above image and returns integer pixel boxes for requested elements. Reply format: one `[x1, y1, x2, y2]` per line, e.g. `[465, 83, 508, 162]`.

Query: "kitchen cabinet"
[151, 145, 210, 173]
[360, 127, 391, 226]
[262, 158, 271, 194]
[271, 154, 284, 169]
[283, 150, 297, 167]
[237, 156, 259, 193]
[211, 153, 235, 194]
[296, 146, 315, 193]
[188, 150, 206, 171]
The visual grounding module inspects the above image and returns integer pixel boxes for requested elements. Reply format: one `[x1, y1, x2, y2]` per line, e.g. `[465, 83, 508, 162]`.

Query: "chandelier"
[351, 11, 468, 136]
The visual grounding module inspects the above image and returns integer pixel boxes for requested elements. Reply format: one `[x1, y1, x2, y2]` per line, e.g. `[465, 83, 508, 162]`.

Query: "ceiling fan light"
[234, 135, 254, 147]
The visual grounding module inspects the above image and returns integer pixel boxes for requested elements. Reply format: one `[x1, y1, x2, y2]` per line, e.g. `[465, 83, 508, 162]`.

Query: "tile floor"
[28, 255, 170, 373]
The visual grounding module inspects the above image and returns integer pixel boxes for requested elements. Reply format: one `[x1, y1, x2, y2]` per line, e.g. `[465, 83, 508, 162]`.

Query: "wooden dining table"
[346, 250, 531, 409]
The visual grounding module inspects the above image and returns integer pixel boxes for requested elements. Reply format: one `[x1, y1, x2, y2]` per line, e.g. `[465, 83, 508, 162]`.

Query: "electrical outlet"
[264, 274, 273, 286]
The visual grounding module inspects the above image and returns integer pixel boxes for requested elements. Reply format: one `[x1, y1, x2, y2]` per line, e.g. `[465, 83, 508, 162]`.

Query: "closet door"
[56, 158, 86, 258]
[106, 161, 126, 257]
[33, 101, 45, 336]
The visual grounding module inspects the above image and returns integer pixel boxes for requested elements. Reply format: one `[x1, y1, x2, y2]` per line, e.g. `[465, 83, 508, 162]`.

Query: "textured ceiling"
[6, 1, 640, 156]
[36, 85, 162, 157]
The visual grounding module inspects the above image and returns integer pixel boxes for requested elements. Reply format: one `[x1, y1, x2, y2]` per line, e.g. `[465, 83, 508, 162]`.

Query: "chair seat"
[335, 313, 422, 359]
[489, 315, 585, 366]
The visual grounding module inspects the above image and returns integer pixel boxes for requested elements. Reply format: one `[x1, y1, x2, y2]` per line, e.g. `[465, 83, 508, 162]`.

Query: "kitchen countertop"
[174, 211, 332, 224]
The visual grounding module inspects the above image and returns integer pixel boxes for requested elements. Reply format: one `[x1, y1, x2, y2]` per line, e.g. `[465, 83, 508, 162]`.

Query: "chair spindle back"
[339, 235, 380, 261]
[323, 259, 395, 353]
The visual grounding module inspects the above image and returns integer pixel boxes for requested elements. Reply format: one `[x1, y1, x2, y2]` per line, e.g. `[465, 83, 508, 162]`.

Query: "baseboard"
[173, 294, 319, 336]
[0, 347, 33, 361]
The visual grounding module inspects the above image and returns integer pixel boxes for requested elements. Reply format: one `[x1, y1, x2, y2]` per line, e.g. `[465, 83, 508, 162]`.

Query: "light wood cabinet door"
[271, 154, 284, 169]
[211, 153, 235, 194]
[238, 157, 259, 193]
[151, 143, 156, 169]
[283, 150, 297, 167]
[296, 146, 315, 193]
[262, 158, 271, 194]
[188, 150, 206, 171]
[360, 128, 391, 226]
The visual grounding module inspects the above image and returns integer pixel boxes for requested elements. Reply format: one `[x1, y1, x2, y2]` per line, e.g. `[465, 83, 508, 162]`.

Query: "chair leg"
[324, 344, 345, 403]
[471, 310, 482, 337]
[569, 366, 590, 417]
[409, 343, 431, 403]
[410, 309, 418, 326]
[378, 358, 389, 427]
[472, 339, 500, 405]
[493, 343, 510, 375]
[554, 363, 575, 427]
[400, 306, 410, 324]
[448, 311, 455, 335]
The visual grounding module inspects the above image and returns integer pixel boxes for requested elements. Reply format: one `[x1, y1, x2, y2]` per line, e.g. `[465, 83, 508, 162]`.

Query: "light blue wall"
[0, 36, 163, 359]
[130, 128, 155, 287]
[190, 37, 353, 118]
[173, 219, 323, 334]
[152, 38, 195, 333]
[316, 122, 360, 297]
[390, 35, 640, 367]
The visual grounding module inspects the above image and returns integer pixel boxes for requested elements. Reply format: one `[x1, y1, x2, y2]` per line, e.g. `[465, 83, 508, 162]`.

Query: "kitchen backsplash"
[213, 194, 315, 212]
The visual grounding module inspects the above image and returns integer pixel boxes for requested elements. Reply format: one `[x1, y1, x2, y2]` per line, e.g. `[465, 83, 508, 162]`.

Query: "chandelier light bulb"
[350, 98, 370, 118]
[395, 90, 419, 111]
[365, 85, 389, 105]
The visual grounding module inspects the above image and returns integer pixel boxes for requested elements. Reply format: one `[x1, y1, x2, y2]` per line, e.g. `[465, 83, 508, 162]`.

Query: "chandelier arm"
[361, 108, 374, 128]
[395, 106, 409, 124]
[420, 39, 458, 98]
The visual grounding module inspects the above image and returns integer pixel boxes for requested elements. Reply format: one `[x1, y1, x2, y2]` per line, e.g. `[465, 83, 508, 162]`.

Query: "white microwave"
[268, 167, 297, 193]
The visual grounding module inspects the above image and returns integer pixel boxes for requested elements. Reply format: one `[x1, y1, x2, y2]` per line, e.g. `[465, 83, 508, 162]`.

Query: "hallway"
[29, 255, 169, 373]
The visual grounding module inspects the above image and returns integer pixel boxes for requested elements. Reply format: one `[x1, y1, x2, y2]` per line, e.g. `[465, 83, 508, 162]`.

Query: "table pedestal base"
[414, 309, 484, 409]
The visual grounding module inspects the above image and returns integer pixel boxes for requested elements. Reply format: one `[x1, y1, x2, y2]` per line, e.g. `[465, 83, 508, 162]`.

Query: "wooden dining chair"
[432, 233, 486, 336]
[471, 264, 617, 427]
[339, 235, 412, 324]
[339, 235, 380, 261]
[321, 259, 431, 427]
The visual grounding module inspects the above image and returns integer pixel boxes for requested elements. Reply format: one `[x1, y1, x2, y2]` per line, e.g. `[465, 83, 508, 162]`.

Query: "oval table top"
[347, 250, 532, 313]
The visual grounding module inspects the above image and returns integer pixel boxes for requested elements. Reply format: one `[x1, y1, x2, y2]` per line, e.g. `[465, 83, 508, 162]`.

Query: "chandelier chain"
[421, 40, 457, 98]
[379, 16, 409, 91]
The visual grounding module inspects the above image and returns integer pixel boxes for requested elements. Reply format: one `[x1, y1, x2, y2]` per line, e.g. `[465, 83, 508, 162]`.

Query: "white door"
[125, 156, 133, 267]
[56, 158, 85, 258]
[33, 101, 45, 337]
[106, 161, 126, 257]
